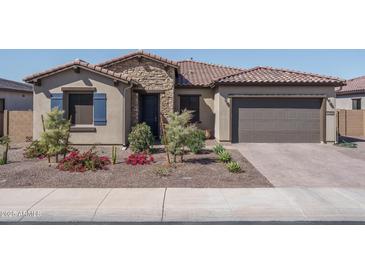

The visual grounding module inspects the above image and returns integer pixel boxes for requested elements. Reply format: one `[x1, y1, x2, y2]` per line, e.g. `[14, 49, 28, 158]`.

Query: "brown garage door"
[232, 98, 322, 143]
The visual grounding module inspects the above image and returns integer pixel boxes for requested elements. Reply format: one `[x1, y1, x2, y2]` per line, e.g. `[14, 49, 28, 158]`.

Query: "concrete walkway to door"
[234, 143, 365, 187]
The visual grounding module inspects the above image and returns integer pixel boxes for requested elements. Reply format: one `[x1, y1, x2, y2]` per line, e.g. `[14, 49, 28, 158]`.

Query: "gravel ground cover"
[0, 143, 272, 188]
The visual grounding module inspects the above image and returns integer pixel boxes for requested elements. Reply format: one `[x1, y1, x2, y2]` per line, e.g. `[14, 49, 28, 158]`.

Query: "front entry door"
[0, 99, 4, 137]
[140, 94, 159, 137]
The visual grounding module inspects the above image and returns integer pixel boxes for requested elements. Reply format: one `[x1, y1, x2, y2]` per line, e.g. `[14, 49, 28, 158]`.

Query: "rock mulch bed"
[0, 144, 272, 188]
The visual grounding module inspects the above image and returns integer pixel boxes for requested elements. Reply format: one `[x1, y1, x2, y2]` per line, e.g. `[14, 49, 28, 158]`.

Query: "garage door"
[232, 98, 322, 143]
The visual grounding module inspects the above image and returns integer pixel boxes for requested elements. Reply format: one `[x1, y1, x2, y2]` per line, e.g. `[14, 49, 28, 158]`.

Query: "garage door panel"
[232, 98, 322, 143]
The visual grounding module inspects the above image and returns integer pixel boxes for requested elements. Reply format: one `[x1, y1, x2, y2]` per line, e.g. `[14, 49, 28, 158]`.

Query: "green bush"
[213, 144, 225, 155]
[218, 150, 231, 163]
[165, 110, 193, 162]
[24, 140, 48, 159]
[0, 136, 10, 165]
[226, 161, 241, 173]
[128, 123, 154, 153]
[153, 166, 171, 177]
[186, 129, 206, 154]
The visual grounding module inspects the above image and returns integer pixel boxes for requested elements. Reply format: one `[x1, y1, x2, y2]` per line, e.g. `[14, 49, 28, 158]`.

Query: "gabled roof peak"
[98, 50, 179, 68]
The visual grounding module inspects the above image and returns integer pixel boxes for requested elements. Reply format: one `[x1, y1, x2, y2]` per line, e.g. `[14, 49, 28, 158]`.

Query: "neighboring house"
[336, 76, 365, 110]
[24, 50, 344, 144]
[0, 77, 33, 137]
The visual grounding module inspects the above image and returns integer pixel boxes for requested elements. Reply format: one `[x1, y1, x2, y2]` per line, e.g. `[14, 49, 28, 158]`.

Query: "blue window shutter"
[50, 93, 63, 110]
[94, 93, 107, 125]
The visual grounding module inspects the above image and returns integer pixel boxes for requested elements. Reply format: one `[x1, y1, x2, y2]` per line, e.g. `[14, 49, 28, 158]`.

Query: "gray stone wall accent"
[105, 57, 175, 126]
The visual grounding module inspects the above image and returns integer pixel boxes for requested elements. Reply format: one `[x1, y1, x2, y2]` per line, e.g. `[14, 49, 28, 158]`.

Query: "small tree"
[40, 108, 70, 162]
[0, 136, 10, 165]
[165, 110, 194, 163]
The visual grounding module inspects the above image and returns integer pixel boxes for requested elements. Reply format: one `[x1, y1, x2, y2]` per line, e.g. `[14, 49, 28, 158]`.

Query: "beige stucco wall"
[215, 85, 337, 143]
[174, 88, 215, 133]
[33, 68, 130, 145]
[0, 89, 33, 110]
[336, 94, 365, 110]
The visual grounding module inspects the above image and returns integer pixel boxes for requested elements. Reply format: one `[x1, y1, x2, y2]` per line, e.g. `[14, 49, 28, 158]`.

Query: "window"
[352, 98, 362, 110]
[179, 95, 200, 123]
[0, 99, 4, 112]
[68, 94, 93, 125]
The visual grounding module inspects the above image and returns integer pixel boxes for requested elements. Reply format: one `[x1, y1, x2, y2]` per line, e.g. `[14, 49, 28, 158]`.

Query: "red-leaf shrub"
[126, 153, 154, 165]
[57, 149, 111, 172]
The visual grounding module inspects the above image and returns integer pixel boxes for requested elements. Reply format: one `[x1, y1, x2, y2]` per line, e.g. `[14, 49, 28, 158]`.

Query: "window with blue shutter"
[50, 93, 63, 111]
[93, 93, 107, 125]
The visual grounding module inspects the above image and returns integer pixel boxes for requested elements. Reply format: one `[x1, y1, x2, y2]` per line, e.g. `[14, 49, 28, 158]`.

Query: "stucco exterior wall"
[174, 88, 215, 133]
[336, 94, 365, 110]
[33, 68, 130, 145]
[103, 57, 175, 126]
[0, 89, 33, 110]
[215, 85, 337, 143]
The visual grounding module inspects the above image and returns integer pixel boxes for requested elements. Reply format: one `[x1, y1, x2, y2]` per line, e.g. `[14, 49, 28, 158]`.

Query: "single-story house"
[336, 76, 365, 110]
[24, 50, 344, 144]
[0, 77, 33, 137]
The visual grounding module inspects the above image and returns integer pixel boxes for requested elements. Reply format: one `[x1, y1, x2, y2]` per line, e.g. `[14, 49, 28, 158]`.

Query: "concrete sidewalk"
[1, 187, 365, 223]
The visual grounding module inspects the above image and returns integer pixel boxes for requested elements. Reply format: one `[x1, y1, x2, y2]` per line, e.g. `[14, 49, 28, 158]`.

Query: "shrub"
[24, 140, 48, 159]
[226, 161, 241, 173]
[126, 153, 154, 165]
[153, 166, 171, 177]
[186, 129, 206, 154]
[218, 150, 231, 163]
[0, 136, 10, 165]
[128, 123, 154, 153]
[165, 111, 191, 162]
[40, 109, 71, 161]
[57, 149, 111, 172]
[213, 144, 225, 155]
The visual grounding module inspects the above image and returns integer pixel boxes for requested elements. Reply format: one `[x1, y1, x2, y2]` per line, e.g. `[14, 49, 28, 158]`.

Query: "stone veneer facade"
[103, 57, 176, 127]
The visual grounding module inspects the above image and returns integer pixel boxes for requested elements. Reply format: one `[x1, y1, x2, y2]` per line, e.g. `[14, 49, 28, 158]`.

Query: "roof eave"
[23, 64, 134, 85]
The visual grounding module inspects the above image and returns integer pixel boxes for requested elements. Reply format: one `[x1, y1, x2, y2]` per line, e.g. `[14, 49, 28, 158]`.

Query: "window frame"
[67, 92, 94, 126]
[179, 94, 201, 124]
[352, 98, 362, 110]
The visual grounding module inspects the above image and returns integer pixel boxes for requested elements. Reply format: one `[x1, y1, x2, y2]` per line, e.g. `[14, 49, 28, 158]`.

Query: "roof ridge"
[254, 66, 344, 81]
[347, 75, 365, 81]
[98, 50, 179, 68]
[177, 59, 244, 71]
[216, 66, 344, 82]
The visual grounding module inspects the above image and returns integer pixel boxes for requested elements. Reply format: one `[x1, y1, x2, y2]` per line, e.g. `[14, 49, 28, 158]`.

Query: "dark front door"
[140, 94, 159, 137]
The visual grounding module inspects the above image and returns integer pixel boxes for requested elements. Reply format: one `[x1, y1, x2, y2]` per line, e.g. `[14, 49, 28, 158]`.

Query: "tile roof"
[215, 66, 345, 86]
[98, 50, 179, 68]
[176, 60, 244, 87]
[336, 75, 365, 95]
[23, 59, 135, 84]
[0, 77, 32, 92]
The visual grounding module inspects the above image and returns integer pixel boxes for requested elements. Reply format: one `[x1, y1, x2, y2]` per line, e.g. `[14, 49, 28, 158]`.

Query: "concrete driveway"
[234, 143, 365, 187]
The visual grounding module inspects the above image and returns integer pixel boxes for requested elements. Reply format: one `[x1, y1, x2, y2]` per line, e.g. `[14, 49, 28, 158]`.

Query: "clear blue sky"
[1, 49, 365, 82]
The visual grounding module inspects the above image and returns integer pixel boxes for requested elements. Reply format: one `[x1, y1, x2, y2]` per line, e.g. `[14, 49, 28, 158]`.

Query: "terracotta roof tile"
[336, 75, 365, 95]
[0, 77, 32, 92]
[23, 59, 134, 84]
[98, 50, 179, 68]
[216, 66, 345, 86]
[176, 60, 244, 87]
